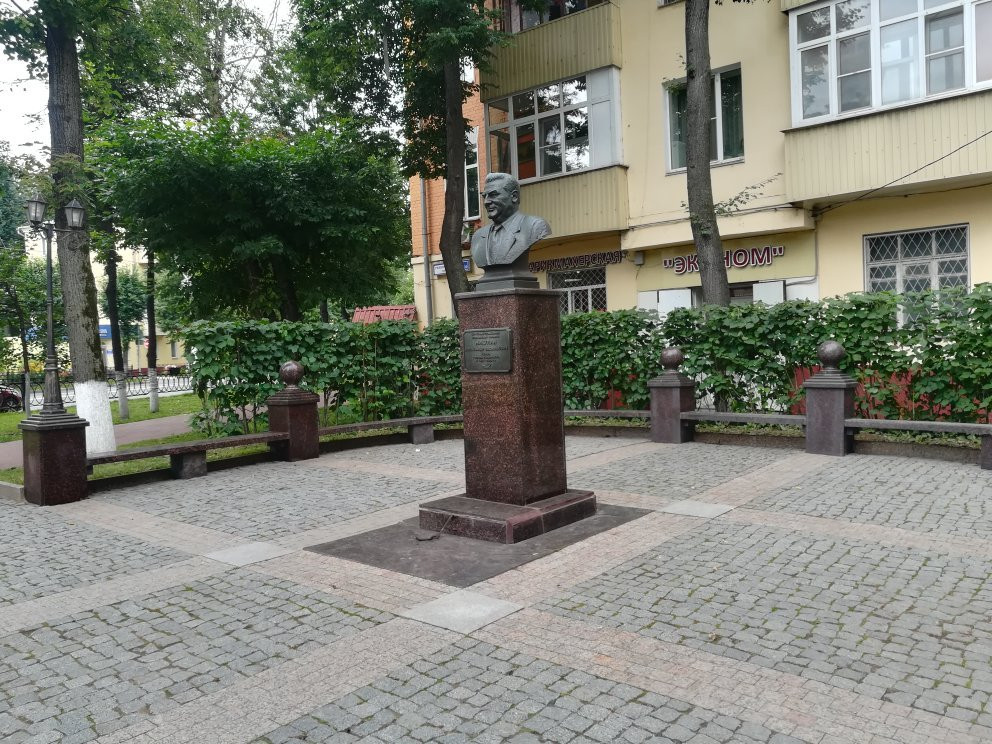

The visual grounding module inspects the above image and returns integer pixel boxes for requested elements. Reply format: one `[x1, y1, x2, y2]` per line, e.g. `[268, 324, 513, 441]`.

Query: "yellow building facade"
[413, 0, 992, 320]
[21, 237, 187, 372]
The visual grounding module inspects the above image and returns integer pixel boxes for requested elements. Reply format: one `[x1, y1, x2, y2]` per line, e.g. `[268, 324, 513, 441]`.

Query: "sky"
[0, 0, 288, 159]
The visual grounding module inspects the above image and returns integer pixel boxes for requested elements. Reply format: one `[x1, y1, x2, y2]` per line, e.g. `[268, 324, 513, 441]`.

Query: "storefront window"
[549, 267, 607, 314]
[865, 225, 968, 292]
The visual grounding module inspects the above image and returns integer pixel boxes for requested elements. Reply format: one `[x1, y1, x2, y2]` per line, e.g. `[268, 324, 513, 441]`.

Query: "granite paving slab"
[0, 501, 188, 605]
[95, 460, 450, 541]
[747, 453, 992, 538]
[306, 504, 649, 588]
[0, 570, 390, 743]
[249, 637, 805, 744]
[400, 590, 521, 634]
[568, 443, 791, 501]
[542, 520, 992, 724]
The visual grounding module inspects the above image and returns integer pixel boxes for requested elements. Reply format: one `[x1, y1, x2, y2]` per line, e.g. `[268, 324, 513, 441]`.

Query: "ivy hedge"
[184, 286, 992, 434]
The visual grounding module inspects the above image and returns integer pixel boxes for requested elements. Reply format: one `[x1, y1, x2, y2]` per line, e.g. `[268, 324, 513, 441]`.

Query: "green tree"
[293, 0, 544, 308]
[96, 117, 410, 321]
[682, 0, 757, 306]
[100, 264, 145, 357]
[1, 0, 128, 449]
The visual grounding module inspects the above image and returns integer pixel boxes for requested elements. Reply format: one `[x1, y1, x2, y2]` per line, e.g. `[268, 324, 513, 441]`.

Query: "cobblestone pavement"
[2, 436, 992, 743]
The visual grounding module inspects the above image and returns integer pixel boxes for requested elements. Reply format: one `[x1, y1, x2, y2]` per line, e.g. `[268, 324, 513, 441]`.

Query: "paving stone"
[94, 459, 450, 541]
[203, 542, 294, 567]
[251, 639, 796, 743]
[400, 591, 522, 634]
[0, 572, 388, 743]
[0, 501, 187, 605]
[748, 454, 992, 538]
[541, 520, 992, 718]
[659, 500, 735, 519]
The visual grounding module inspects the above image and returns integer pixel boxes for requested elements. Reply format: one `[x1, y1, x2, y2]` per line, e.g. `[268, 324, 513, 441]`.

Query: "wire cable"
[814, 127, 992, 218]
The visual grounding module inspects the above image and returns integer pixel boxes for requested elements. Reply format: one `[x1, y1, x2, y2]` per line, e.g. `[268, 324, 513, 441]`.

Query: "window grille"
[549, 268, 607, 314]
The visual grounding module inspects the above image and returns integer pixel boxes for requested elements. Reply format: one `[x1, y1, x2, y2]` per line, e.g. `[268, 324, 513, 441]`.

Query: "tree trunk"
[204, 0, 230, 118]
[684, 0, 730, 307]
[319, 299, 329, 323]
[145, 249, 158, 412]
[46, 18, 116, 452]
[438, 59, 470, 308]
[272, 260, 300, 321]
[104, 248, 130, 419]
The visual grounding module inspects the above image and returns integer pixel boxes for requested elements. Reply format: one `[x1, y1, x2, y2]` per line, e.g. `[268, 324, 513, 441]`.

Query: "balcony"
[480, 1, 621, 101]
[784, 89, 992, 204]
[520, 166, 628, 241]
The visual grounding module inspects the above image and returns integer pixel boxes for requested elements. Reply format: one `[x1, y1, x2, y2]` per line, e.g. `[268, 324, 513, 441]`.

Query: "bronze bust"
[470, 172, 551, 290]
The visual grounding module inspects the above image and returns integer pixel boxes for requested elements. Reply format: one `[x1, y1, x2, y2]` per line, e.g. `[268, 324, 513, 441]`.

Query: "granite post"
[804, 341, 856, 456]
[419, 288, 596, 543]
[648, 347, 696, 443]
[20, 413, 89, 506]
[267, 361, 320, 461]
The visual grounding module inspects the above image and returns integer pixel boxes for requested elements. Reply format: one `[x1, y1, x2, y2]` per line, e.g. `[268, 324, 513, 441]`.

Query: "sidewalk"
[0, 412, 193, 468]
[1, 436, 991, 742]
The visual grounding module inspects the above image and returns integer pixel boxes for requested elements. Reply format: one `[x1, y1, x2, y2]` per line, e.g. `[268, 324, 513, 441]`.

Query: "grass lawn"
[0, 393, 203, 443]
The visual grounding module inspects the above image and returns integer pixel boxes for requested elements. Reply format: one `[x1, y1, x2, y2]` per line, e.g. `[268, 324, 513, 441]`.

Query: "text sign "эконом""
[463, 328, 513, 373]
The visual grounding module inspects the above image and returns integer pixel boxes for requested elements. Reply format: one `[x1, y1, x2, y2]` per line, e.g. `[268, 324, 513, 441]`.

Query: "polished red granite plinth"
[420, 490, 596, 544]
[20, 413, 89, 506]
[418, 288, 596, 543]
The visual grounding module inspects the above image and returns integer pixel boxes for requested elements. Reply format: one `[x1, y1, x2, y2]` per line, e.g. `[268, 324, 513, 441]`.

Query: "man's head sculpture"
[469, 172, 551, 291]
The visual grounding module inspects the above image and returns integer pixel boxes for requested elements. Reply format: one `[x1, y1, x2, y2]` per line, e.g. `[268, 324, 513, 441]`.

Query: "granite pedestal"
[20, 412, 89, 506]
[419, 287, 596, 543]
[267, 362, 320, 461]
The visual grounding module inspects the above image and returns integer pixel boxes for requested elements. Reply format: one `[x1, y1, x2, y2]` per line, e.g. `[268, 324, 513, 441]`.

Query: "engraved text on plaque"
[463, 328, 513, 373]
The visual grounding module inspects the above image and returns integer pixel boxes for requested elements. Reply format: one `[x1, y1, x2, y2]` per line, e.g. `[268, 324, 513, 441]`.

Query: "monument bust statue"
[470, 172, 551, 290]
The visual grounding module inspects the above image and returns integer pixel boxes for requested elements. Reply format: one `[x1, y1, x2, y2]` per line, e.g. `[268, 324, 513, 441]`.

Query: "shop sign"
[663, 245, 785, 276]
[433, 258, 472, 276]
[529, 250, 623, 274]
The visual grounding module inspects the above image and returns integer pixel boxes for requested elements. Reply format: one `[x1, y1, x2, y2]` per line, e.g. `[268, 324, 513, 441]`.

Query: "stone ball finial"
[279, 360, 304, 388]
[661, 347, 684, 371]
[817, 340, 846, 370]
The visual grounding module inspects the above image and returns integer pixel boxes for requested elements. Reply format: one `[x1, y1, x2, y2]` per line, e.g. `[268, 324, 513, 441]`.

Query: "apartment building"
[412, 0, 992, 321]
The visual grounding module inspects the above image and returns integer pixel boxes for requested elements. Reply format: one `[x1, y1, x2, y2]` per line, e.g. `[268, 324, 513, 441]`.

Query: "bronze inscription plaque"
[463, 328, 513, 373]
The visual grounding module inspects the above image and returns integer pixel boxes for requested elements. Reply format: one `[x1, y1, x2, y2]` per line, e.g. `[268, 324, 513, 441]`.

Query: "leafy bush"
[560, 310, 664, 410]
[185, 318, 444, 434]
[183, 286, 992, 434]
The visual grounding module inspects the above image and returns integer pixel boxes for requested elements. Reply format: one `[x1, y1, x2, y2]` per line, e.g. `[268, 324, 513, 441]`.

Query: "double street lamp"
[25, 194, 85, 417]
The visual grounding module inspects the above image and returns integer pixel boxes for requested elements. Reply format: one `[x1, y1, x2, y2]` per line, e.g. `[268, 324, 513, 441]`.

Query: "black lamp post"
[25, 194, 85, 416]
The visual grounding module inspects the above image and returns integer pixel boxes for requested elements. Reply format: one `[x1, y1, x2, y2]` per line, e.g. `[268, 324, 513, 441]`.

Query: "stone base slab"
[419, 490, 596, 544]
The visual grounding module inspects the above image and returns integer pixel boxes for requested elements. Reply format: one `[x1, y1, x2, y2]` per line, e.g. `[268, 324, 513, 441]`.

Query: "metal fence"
[0, 371, 194, 408]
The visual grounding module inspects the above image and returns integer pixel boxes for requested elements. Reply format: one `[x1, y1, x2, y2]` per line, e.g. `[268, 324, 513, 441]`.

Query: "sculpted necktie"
[487, 223, 504, 265]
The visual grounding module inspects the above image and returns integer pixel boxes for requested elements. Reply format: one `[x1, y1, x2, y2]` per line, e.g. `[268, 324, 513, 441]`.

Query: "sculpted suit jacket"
[470, 211, 552, 268]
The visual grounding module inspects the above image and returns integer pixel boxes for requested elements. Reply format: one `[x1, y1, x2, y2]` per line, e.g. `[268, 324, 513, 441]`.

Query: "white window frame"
[789, 0, 991, 126]
[548, 267, 608, 314]
[665, 65, 745, 173]
[863, 223, 970, 294]
[464, 127, 480, 221]
[484, 69, 619, 184]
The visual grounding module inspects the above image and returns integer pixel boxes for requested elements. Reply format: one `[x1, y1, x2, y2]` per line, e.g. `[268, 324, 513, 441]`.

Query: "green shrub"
[183, 286, 992, 432]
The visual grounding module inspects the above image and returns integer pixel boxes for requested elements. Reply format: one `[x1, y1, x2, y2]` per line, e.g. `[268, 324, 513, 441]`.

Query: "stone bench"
[845, 418, 992, 469]
[87, 432, 290, 479]
[318, 415, 464, 445]
[681, 411, 806, 427]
